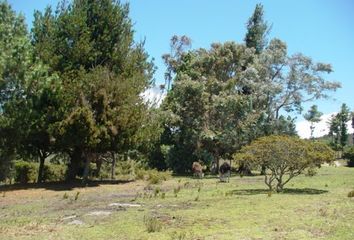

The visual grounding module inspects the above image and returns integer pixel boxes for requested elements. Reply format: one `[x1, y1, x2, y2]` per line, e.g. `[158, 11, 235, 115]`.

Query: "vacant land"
[0, 166, 353, 240]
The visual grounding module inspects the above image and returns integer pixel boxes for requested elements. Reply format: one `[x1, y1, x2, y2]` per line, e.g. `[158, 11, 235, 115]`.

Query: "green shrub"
[135, 169, 172, 184]
[42, 164, 66, 182]
[343, 147, 354, 167]
[14, 161, 37, 184]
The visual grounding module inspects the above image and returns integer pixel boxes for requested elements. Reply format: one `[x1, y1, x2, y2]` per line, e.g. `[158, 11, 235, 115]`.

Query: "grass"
[0, 166, 353, 239]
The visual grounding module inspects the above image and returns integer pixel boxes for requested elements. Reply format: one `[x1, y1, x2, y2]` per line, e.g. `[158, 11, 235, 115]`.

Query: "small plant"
[154, 187, 161, 197]
[267, 191, 272, 197]
[2, 191, 5, 197]
[348, 190, 354, 198]
[144, 215, 162, 233]
[161, 192, 166, 199]
[63, 192, 69, 199]
[194, 195, 199, 201]
[170, 230, 187, 240]
[173, 186, 181, 197]
[305, 168, 317, 176]
[197, 186, 201, 193]
[74, 191, 80, 201]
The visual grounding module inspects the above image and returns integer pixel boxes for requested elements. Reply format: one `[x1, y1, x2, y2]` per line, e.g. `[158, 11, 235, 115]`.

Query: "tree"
[244, 3, 270, 54]
[161, 32, 339, 173]
[161, 41, 259, 173]
[234, 135, 335, 192]
[338, 104, 350, 150]
[304, 105, 323, 140]
[0, 1, 68, 183]
[32, 0, 154, 181]
[328, 104, 350, 151]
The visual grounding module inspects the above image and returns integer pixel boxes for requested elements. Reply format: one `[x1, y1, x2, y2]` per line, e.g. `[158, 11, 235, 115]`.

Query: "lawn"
[0, 166, 353, 240]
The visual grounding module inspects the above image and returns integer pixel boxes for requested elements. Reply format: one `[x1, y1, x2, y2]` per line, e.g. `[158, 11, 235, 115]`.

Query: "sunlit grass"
[1, 166, 353, 239]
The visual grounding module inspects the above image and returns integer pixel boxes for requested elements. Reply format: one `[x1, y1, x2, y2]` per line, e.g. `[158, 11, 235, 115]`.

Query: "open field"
[0, 166, 353, 240]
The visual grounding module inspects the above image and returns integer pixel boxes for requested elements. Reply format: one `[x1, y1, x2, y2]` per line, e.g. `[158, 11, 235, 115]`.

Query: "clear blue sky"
[8, 0, 354, 119]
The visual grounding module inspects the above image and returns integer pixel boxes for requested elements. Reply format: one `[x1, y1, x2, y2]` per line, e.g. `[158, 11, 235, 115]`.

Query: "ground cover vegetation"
[0, 166, 353, 239]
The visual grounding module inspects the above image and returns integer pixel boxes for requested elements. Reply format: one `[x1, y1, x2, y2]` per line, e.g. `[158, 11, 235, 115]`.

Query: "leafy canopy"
[234, 135, 335, 192]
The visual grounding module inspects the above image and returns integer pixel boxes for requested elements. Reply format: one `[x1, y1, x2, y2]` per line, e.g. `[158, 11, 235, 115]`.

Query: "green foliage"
[304, 105, 323, 139]
[329, 104, 350, 150]
[234, 135, 335, 192]
[42, 164, 66, 182]
[144, 169, 172, 185]
[244, 3, 270, 54]
[143, 215, 162, 233]
[160, 5, 339, 173]
[14, 161, 37, 184]
[343, 146, 354, 167]
[30, 0, 154, 180]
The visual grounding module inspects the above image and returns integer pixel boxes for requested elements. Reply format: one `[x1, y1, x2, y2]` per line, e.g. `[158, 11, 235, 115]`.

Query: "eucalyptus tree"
[161, 5, 340, 173]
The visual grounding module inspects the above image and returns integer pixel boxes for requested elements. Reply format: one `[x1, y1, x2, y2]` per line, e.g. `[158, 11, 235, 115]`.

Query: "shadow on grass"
[229, 188, 328, 196]
[0, 179, 133, 192]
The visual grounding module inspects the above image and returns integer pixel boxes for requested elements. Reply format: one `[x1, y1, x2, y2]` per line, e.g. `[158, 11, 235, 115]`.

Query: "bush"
[114, 159, 144, 180]
[234, 135, 335, 192]
[343, 147, 354, 167]
[42, 164, 66, 182]
[136, 169, 172, 184]
[14, 161, 37, 184]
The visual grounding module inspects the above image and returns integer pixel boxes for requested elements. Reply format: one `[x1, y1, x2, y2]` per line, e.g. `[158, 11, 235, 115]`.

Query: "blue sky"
[7, 0, 354, 129]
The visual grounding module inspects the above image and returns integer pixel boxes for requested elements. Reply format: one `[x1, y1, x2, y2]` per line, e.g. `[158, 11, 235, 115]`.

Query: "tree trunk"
[37, 154, 46, 183]
[260, 165, 266, 175]
[66, 148, 82, 181]
[111, 152, 116, 180]
[237, 163, 252, 176]
[95, 159, 102, 177]
[82, 152, 92, 182]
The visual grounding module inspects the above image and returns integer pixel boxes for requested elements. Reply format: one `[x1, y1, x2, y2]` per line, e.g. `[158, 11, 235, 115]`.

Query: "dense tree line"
[0, 1, 343, 183]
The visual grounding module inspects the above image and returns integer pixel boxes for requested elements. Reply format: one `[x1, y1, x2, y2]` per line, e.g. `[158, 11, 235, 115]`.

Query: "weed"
[348, 190, 354, 198]
[144, 215, 162, 233]
[173, 186, 181, 197]
[63, 192, 69, 199]
[161, 192, 166, 199]
[170, 230, 187, 240]
[174, 186, 181, 194]
[154, 187, 161, 197]
[194, 195, 199, 201]
[74, 191, 80, 201]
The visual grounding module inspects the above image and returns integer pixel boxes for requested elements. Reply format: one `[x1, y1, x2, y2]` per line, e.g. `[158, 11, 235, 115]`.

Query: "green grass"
[1, 166, 354, 239]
